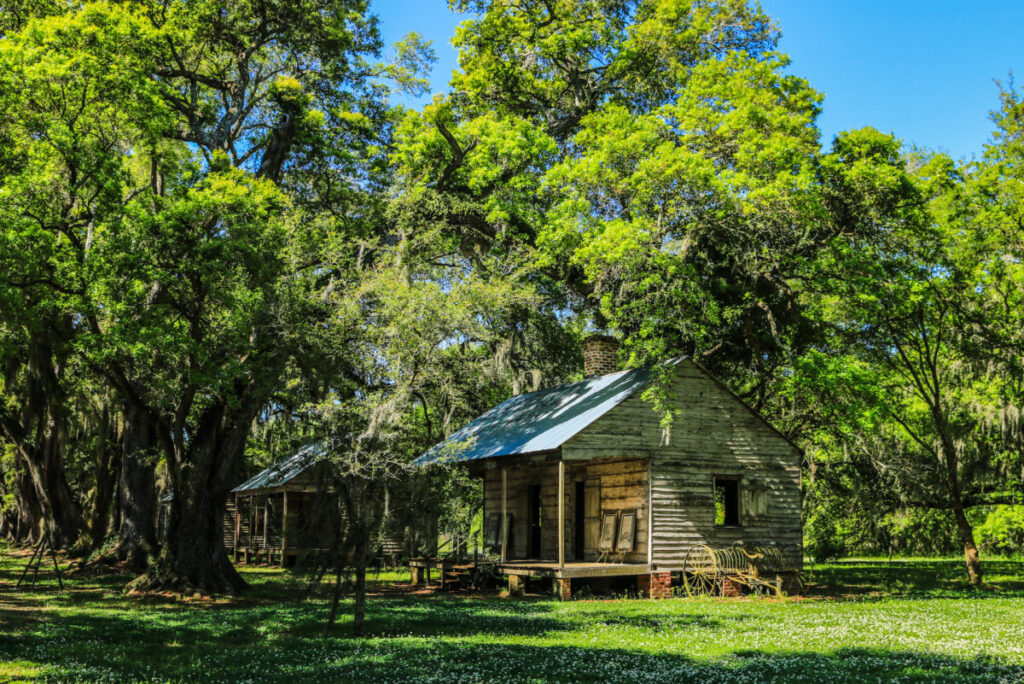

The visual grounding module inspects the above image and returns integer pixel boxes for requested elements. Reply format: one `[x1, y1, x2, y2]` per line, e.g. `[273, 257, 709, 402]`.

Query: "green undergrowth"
[1, 545, 1023, 683]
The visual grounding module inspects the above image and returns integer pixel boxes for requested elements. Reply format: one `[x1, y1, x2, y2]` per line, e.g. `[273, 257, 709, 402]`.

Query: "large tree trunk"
[4, 465, 43, 544]
[132, 405, 249, 595]
[87, 406, 119, 549]
[141, 486, 244, 594]
[351, 546, 368, 637]
[939, 427, 983, 586]
[20, 428, 82, 550]
[8, 335, 83, 550]
[951, 501, 983, 586]
[113, 403, 157, 571]
[45, 446, 81, 548]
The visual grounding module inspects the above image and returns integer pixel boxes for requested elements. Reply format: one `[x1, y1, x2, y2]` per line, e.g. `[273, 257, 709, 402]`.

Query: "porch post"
[233, 494, 240, 563]
[500, 467, 508, 562]
[647, 458, 653, 567]
[262, 496, 269, 563]
[249, 494, 256, 562]
[280, 491, 288, 568]
[557, 460, 565, 569]
[246, 495, 254, 563]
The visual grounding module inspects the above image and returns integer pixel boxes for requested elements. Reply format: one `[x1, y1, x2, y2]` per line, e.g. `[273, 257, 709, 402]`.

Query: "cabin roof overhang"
[414, 361, 682, 467]
[415, 355, 802, 468]
[461, 449, 563, 474]
[231, 441, 329, 495]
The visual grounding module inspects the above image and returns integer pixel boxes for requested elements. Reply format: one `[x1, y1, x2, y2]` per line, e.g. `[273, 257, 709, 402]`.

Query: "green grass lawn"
[2, 546, 1023, 683]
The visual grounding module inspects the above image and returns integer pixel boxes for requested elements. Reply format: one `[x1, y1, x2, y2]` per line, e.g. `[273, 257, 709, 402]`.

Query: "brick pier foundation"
[720, 577, 742, 597]
[637, 572, 672, 599]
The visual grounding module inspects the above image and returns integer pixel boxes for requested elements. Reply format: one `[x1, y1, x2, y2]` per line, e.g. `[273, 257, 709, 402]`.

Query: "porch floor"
[499, 560, 650, 579]
[410, 557, 650, 579]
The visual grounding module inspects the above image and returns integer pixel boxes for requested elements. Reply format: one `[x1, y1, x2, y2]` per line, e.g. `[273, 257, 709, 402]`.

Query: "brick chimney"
[582, 334, 620, 377]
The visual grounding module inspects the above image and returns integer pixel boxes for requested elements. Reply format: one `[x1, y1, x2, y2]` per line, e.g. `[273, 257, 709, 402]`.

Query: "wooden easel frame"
[16, 531, 64, 591]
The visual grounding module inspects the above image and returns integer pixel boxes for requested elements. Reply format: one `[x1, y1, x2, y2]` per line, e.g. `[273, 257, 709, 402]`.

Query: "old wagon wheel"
[682, 544, 719, 597]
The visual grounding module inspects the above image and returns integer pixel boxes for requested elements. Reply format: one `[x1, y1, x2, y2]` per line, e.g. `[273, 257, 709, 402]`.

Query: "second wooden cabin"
[228, 442, 404, 567]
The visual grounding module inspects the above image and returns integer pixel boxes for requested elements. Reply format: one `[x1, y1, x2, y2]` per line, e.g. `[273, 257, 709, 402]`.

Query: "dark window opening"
[528, 484, 542, 557]
[714, 477, 740, 527]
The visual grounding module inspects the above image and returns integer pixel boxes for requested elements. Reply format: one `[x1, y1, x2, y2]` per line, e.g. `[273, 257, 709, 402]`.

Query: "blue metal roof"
[232, 442, 329, 493]
[415, 362, 677, 466]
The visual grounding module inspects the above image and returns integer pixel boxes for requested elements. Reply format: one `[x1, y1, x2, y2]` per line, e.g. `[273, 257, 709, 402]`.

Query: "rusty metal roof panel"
[414, 362, 678, 466]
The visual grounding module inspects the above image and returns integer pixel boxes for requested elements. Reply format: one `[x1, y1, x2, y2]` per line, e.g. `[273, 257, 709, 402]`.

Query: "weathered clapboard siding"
[563, 359, 802, 571]
[223, 498, 240, 549]
[482, 458, 648, 563]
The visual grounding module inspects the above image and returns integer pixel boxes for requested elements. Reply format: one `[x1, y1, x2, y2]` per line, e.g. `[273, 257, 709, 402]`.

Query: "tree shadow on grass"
[2, 579, 1023, 683]
[297, 596, 590, 638]
[376, 644, 1024, 683]
[3, 626, 1022, 684]
[595, 613, 729, 631]
[0, 594, 581, 649]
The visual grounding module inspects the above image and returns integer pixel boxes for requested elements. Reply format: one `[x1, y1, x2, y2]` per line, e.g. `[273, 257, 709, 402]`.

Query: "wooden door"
[528, 484, 542, 558]
[583, 479, 600, 560]
[574, 481, 586, 560]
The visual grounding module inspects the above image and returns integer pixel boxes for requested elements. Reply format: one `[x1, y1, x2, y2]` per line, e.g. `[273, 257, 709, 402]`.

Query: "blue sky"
[373, 0, 1023, 160]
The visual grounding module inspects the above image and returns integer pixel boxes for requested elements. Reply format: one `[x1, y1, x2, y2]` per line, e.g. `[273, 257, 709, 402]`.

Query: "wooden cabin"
[228, 443, 406, 567]
[413, 335, 802, 599]
[228, 442, 330, 567]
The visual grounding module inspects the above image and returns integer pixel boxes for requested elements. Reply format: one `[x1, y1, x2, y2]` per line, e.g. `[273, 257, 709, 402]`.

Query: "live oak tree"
[540, 49, 825, 413]
[111, 0, 384, 593]
[794, 125, 1024, 585]
[0, 5, 161, 551]
[395, 0, 828, 427]
[0, 0, 385, 592]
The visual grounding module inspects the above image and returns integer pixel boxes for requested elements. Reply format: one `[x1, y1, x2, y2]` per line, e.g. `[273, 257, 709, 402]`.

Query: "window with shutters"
[741, 482, 768, 523]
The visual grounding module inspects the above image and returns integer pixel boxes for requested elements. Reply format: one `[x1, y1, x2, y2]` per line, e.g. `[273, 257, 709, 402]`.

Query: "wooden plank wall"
[482, 458, 648, 563]
[583, 458, 648, 564]
[224, 498, 240, 549]
[564, 359, 802, 571]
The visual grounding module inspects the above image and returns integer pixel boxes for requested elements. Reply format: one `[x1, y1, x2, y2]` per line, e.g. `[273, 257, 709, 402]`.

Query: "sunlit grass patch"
[0, 659, 43, 681]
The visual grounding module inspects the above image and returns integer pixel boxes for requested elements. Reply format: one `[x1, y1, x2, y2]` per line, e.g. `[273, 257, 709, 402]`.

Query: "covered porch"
[229, 487, 307, 567]
[409, 557, 651, 581]
[412, 452, 661, 598]
[228, 443, 328, 568]
[478, 453, 650, 564]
